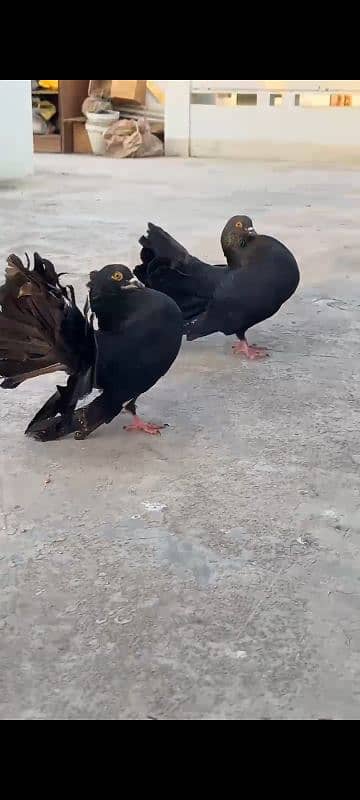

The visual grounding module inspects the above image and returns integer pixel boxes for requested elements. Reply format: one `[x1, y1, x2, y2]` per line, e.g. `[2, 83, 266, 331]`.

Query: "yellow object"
[147, 81, 165, 105]
[39, 80, 59, 91]
[33, 97, 57, 121]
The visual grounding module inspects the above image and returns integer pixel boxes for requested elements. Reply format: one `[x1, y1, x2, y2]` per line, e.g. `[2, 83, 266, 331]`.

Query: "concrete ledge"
[190, 139, 360, 163]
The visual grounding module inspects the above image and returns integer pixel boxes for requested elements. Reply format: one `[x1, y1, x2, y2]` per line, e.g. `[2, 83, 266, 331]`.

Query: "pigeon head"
[221, 216, 257, 255]
[88, 265, 143, 299]
[87, 265, 144, 315]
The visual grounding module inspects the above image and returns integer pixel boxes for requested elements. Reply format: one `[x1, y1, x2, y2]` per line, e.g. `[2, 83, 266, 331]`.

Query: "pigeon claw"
[232, 341, 269, 360]
[124, 416, 167, 436]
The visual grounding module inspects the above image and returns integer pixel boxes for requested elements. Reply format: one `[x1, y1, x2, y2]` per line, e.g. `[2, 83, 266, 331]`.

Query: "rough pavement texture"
[0, 155, 360, 720]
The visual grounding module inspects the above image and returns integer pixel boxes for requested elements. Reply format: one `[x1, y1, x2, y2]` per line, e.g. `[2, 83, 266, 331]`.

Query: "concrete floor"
[0, 155, 360, 720]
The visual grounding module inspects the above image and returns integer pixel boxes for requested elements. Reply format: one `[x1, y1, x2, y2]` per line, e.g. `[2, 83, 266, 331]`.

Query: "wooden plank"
[59, 81, 89, 151]
[59, 80, 89, 119]
[32, 89, 59, 96]
[33, 134, 62, 154]
[62, 120, 73, 155]
[73, 120, 92, 155]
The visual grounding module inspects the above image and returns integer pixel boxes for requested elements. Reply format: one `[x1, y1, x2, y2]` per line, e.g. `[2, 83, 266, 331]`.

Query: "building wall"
[0, 81, 33, 180]
[192, 80, 360, 91]
[164, 80, 360, 161]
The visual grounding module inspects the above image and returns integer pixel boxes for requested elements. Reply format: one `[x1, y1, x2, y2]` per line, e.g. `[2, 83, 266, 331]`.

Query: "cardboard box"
[111, 80, 147, 105]
[89, 80, 147, 105]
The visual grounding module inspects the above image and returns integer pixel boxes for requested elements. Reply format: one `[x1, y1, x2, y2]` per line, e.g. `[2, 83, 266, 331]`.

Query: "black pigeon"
[135, 217, 300, 359]
[0, 254, 183, 440]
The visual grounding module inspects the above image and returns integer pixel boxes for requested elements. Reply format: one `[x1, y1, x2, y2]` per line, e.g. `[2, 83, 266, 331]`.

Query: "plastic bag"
[33, 98, 57, 122]
[32, 109, 48, 135]
[104, 118, 164, 159]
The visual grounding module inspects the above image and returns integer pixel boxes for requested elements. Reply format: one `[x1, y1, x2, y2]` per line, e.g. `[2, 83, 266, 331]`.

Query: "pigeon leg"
[26, 376, 77, 435]
[27, 412, 80, 442]
[233, 337, 269, 360]
[123, 399, 167, 436]
[28, 393, 121, 442]
[26, 371, 94, 436]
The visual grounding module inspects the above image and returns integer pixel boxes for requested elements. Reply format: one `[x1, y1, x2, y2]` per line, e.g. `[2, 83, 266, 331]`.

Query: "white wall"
[192, 80, 360, 92]
[190, 105, 360, 161]
[164, 80, 360, 161]
[0, 80, 33, 180]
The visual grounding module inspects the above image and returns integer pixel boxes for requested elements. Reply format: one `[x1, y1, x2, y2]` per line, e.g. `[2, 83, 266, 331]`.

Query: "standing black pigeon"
[135, 217, 300, 359]
[0, 254, 183, 440]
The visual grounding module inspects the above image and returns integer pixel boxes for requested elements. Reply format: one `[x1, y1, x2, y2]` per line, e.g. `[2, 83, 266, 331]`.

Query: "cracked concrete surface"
[0, 155, 360, 720]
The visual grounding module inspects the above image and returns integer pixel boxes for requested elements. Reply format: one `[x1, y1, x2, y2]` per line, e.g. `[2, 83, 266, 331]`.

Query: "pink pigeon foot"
[232, 340, 269, 360]
[124, 415, 166, 436]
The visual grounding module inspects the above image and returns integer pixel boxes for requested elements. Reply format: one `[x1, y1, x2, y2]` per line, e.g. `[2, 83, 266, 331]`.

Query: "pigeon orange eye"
[235, 222, 243, 229]
[112, 271, 123, 282]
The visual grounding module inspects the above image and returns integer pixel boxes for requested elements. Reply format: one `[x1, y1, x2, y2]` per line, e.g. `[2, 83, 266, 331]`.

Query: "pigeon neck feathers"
[221, 215, 258, 268]
[223, 237, 258, 269]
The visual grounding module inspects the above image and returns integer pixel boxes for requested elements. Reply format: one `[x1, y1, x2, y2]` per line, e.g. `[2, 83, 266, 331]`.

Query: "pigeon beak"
[130, 276, 144, 288]
[247, 228, 257, 238]
[121, 276, 144, 291]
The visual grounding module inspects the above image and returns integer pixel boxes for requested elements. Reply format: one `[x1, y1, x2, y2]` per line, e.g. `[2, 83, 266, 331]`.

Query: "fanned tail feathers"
[0, 252, 93, 389]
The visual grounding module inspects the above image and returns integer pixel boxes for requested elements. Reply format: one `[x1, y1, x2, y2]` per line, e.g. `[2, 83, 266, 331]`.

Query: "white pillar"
[0, 80, 33, 181]
[165, 80, 191, 157]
